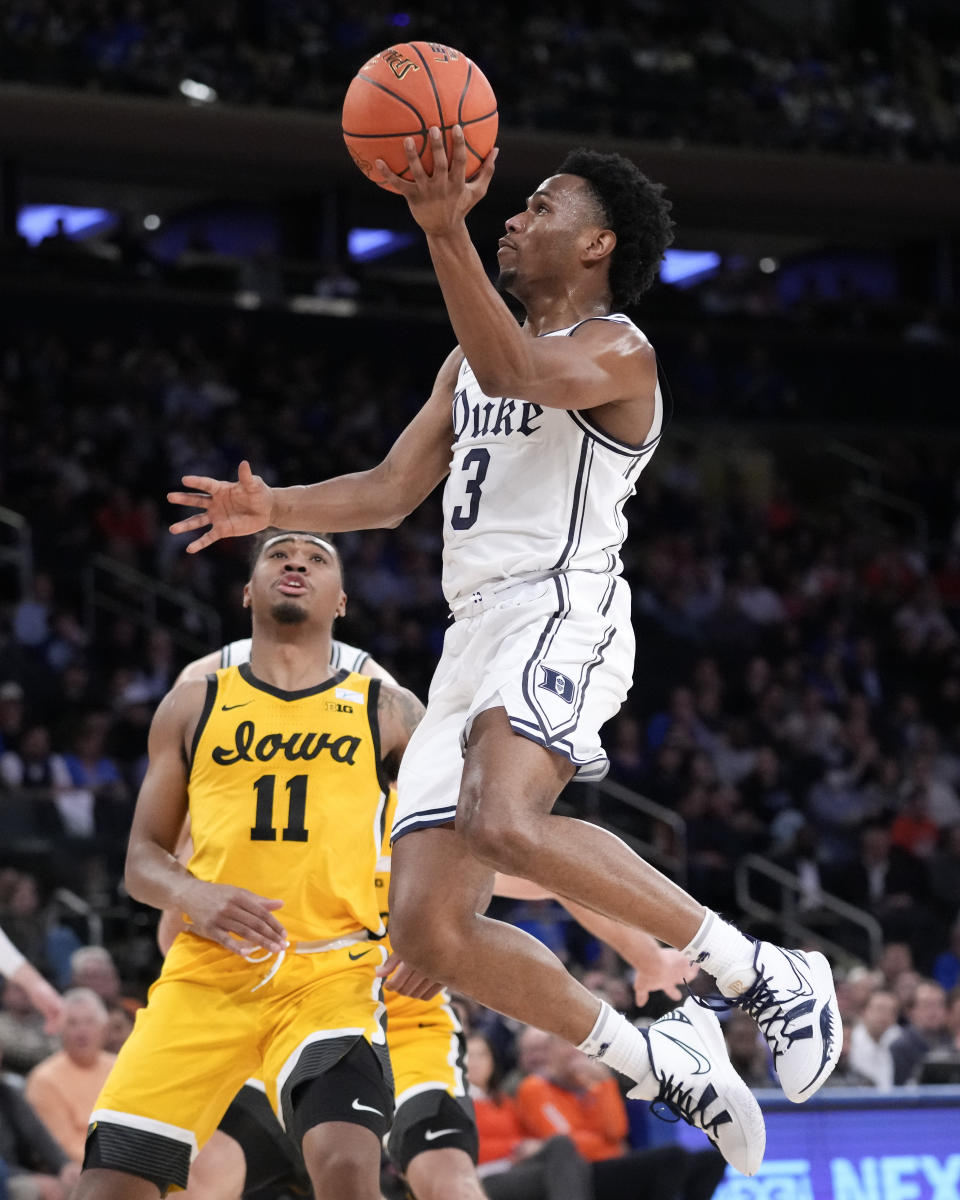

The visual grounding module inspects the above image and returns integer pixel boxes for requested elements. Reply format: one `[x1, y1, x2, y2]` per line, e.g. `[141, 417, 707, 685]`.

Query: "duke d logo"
[382, 49, 419, 79]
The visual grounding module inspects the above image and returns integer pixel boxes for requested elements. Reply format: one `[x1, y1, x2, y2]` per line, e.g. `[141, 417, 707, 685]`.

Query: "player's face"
[497, 173, 607, 298]
[244, 537, 346, 630]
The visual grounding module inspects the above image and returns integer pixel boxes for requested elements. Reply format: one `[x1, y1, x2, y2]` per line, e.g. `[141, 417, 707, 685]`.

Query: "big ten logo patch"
[382, 49, 419, 79]
[538, 667, 575, 704]
[325, 701, 354, 713]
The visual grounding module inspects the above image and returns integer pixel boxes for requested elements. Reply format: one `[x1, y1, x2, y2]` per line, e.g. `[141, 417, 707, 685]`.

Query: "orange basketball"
[342, 41, 498, 193]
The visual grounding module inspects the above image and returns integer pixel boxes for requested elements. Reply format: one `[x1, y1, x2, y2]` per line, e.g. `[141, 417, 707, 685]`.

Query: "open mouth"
[276, 577, 308, 596]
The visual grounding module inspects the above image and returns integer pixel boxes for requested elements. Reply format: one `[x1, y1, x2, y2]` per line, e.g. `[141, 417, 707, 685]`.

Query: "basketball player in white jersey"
[169, 131, 840, 1174]
[168, 565, 694, 1200]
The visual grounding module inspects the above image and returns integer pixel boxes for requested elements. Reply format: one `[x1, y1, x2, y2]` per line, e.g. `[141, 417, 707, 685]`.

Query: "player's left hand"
[376, 950, 444, 1001]
[633, 948, 698, 1008]
[376, 125, 498, 235]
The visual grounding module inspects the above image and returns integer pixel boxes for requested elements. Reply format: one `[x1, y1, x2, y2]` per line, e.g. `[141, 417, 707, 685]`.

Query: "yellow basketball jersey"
[188, 664, 389, 943]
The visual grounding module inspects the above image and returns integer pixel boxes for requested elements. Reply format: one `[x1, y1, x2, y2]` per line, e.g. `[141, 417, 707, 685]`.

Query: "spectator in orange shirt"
[25, 989, 116, 1162]
[467, 1032, 592, 1200]
[514, 1034, 727, 1200]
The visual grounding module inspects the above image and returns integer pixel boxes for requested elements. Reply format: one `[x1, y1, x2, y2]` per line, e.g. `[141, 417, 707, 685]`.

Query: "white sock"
[576, 1001, 653, 1090]
[682, 909, 757, 996]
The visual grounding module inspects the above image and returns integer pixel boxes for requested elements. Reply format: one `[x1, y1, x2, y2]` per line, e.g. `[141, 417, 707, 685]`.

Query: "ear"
[336, 590, 347, 619]
[582, 227, 616, 266]
[242, 582, 251, 609]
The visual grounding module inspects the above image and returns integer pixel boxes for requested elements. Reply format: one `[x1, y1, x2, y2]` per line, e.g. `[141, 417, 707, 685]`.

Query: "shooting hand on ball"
[377, 124, 498, 235]
[168, 460, 274, 553]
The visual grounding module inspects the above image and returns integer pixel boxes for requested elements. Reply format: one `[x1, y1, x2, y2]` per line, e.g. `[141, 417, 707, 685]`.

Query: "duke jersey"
[220, 637, 370, 674]
[187, 664, 390, 944]
[441, 313, 663, 604]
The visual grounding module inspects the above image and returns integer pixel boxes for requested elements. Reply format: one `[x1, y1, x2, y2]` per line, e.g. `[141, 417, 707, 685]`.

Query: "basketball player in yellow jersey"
[73, 531, 426, 1200]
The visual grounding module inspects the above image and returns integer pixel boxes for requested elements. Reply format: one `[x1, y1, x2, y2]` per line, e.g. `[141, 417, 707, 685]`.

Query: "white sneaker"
[721, 941, 840, 1103]
[628, 996, 766, 1177]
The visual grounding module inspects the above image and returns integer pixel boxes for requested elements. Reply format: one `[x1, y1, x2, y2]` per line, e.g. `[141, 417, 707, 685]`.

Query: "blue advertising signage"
[672, 1087, 960, 1200]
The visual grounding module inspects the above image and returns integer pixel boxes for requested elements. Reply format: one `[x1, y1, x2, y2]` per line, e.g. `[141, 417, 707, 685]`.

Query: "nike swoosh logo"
[348, 949, 372, 960]
[656, 1030, 712, 1075]
[351, 1097, 383, 1116]
[221, 702, 251, 711]
[424, 1128, 460, 1141]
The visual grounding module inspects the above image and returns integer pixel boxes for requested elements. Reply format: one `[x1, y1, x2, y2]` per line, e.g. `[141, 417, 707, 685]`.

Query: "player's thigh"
[72, 1168, 161, 1200]
[181, 1130, 246, 1200]
[87, 976, 260, 1193]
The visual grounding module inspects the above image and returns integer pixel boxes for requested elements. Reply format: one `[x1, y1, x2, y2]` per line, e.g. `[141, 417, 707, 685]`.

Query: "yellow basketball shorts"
[385, 987, 476, 1170]
[86, 933, 390, 1194]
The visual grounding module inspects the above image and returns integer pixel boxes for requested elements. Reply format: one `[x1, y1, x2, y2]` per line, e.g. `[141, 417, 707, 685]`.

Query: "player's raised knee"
[458, 803, 538, 875]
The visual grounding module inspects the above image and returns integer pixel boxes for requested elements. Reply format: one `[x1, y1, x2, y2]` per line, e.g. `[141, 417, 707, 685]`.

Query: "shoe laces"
[695, 969, 816, 1069]
[649, 1071, 732, 1146]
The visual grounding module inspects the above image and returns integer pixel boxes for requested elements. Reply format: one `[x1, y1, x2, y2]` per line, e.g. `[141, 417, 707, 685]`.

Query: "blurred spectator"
[103, 1003, 135, 1054]
[0, 980, 60, 1079]
[467, 1031, 592, 1200]
[513, 1035, 725, 1200]
[723, 1011, 774, 1088]
[890, 980, 953, 1084]
[932, 920, 960, 992]
[0, 726, 89, 840]
[849, 989, 900, 1087]
[821, 1016, 874, 1088]
[0, 683, 26, 757]
[0, 1043, 79, 1200]
[69, 946, 139, 1017]
[24, 989, 116, 1162]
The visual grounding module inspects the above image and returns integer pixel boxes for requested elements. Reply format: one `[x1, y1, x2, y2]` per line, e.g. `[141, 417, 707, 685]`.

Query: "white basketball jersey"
[218, 637, 370, 673]
[441, 314, 663, 603]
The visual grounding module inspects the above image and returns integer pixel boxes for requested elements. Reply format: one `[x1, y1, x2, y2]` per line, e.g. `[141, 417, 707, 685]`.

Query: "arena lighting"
[759, 256, 779, 274]
[179, 78, 218, 103]
[17, 204, 115, 245]
[143, 214, 161, 231]
[660, 248, 721, 287]
[347, 227, 418, 262]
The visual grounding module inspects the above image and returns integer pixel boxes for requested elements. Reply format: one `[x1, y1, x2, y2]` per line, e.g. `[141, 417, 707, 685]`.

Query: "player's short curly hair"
[558, 148, 674, 308]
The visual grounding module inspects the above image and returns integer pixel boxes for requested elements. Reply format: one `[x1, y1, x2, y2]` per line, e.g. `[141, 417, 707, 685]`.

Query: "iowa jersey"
[188, 664, 390, 944]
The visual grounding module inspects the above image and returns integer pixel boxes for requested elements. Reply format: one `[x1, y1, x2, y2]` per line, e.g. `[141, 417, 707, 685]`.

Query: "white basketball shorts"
[392, 570, 634, 842]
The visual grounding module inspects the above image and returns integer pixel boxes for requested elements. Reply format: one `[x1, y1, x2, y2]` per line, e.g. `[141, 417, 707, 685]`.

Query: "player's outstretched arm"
[126, 682, 288, 956]
[167, 349, 460, 554]
[493, 873, 695, 1005]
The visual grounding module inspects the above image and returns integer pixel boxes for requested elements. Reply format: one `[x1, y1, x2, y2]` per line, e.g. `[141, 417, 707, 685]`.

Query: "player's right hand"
[376, 950, 444, 1001]
[181, 880, 287, 955]
[167, 460, 273, 554]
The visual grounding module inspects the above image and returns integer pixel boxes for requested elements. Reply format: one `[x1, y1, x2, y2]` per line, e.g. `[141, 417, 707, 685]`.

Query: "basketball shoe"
[711, 939, 840, 1103]
[627, 996, 766, 1176]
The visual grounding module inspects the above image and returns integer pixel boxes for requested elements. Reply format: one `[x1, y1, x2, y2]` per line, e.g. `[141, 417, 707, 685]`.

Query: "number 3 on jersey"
[450, 448, 490, 531]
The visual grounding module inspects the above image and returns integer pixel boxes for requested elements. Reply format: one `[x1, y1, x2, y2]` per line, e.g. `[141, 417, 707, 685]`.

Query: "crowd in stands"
[1, 283, 960, 1191]
[1, 0, 959, 161]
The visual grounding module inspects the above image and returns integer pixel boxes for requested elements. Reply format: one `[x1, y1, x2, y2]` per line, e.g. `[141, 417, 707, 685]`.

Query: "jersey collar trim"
[238, 662, 349, 702]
